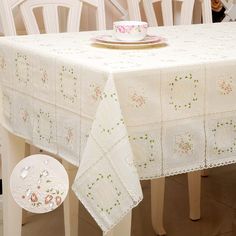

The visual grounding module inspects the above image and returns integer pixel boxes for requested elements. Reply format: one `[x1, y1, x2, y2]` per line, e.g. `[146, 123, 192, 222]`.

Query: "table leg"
[103, 211, 132, 236]
[188, 171, 201, 220]
[22, 143, 31, 225]
[62, 160, 79, 236]
[151, 178, 166, 236]
[1, 126, 25, 236]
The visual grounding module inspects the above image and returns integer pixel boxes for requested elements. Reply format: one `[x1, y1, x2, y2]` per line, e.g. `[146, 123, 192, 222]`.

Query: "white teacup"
[113, 21, 148, 42]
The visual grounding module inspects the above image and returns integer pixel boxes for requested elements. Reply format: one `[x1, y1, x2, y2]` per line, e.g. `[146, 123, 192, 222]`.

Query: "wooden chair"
[0, 1, 106, 236]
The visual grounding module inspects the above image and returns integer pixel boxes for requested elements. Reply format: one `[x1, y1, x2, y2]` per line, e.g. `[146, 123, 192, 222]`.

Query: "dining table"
[0, 22, 236, 236]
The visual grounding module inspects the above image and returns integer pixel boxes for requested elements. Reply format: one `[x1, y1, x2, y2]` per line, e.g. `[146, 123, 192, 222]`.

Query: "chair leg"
[1, 126, 25, 236]
[103, 211, 132, 236]
[188, 171, 201, 221]
[62, 160, 79, 236]
[22, 209, 30, 225]
[21, 142, 32, 225]
[21, 209, 35, 225]
[151, 178, 166, 236]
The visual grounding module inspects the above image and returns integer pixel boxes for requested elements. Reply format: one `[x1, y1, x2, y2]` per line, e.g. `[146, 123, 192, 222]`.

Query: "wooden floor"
[1, 164, 236, 236]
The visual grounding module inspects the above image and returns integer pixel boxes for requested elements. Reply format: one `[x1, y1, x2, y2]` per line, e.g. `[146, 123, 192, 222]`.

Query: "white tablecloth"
[0, 22, 236, 233]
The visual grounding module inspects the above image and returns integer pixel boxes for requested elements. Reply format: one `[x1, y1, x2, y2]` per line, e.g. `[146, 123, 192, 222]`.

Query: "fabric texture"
[0, 22, 236, 232]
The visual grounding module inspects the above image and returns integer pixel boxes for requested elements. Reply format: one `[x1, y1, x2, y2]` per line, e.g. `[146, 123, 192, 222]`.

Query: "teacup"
[113, 21, 148, 42]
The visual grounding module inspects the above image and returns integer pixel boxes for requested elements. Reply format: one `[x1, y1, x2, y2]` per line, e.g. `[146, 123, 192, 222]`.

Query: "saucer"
[91, 35, 167, 49]
[93, 34, 164, 44]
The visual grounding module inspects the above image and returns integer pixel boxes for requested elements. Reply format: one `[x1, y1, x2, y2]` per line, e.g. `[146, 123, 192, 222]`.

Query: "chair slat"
[43, 4, 59, 33]
[67, 2, 82, 32]
[20, 1, 41, 34]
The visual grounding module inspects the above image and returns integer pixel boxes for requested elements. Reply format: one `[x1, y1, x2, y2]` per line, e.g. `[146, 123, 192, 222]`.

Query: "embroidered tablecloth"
[0, 22, 236, 233]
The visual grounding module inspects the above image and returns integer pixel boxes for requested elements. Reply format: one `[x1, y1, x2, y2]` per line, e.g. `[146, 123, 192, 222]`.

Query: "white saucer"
[93, 34, 164, 44]
[92, 35, 167, 49]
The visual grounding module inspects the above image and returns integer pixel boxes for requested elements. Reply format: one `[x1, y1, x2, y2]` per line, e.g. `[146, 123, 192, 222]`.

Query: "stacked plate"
[91, 34, 167, 49]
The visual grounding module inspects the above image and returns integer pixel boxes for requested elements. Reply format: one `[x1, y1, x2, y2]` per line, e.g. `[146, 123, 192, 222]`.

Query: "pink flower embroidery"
[31, 193, 38, 203]
[218, 79, 233, 95]
[175, 133, 193, 155]
[90, 84, 102, 102]
[178, 140, 192, 154]
[41, 70, 48, 84]
[45, 195, 53, 204]
[20, 109, 29, 122]
[55, 196, 62, 206]
[0, 57, 5, 70]
[131, 92, 146, 108]
[65, 128, 74, 144]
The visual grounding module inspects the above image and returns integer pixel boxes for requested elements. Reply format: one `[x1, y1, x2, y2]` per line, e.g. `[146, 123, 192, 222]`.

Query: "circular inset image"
[10, 154, 69, 214]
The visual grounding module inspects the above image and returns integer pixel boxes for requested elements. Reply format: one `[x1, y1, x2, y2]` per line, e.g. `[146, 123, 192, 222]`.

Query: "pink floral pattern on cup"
[114, 25, 147, 34]
[113, 21, 148, 41]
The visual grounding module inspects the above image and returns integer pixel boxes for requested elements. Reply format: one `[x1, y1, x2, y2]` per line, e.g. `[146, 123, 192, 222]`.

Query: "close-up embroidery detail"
[174, 133, 193, 155]
[15, 52, 30, 86]
[169, 73, 199, 111]
[218, 78, 233, 95]
[211, 119, 236, 155]
[129, 133, 156, 169]
[86, 173, 121, 215]
[36, 109, 53, 144]
[59, 66, 79, 103]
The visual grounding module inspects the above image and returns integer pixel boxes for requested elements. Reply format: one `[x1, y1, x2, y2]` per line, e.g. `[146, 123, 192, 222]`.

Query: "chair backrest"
[200, 0, 212, 23]
[174, 0, 212, 24]
[81, 0, 106, 30]
[127, 0, 211, 26]
[174, 0, 195, 25]
[0, 0, 106, 35]
[127, 0, 173, 26]
[20, 0, 82, 34]
[0, 0, 21, 35]
[143, 0, 173, 26]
